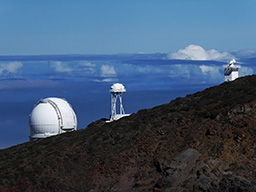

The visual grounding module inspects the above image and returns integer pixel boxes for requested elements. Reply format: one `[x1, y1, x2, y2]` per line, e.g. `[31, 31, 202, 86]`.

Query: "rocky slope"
[1, 75, 256, 191]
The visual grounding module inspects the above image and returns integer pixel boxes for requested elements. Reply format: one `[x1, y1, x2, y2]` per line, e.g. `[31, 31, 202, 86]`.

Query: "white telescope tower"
[109, 83, 129, 122]
[224, 59, 240, 82]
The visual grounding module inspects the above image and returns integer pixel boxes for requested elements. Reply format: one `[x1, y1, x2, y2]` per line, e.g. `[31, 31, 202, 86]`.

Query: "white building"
[108, 83, 130, 122]
[29, 97, 77, 141]
[224, 59, 240, 82]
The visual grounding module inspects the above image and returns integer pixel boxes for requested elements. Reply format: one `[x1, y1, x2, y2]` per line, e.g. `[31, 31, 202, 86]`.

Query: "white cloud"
[0, 62, 23, 75]
[102, 78, 118, 82]
[100, 65, 117, 77]
[94, 78, 118, 83]
[168, 44, 234, 61]
[169, 64, 191, 78]
[199, 65, 222, 81]
[50, 61, 73, 73]
[79, 61, 96, 74]
[200, 65, 219, 74]
[230, 49, 256, 59]
[80, 61, 96, 68]
[240, 66, 254, 77]
[51, 61, 97, 74]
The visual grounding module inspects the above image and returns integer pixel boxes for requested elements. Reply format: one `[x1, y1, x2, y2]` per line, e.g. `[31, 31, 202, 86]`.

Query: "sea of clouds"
[0, 44, 256, 149]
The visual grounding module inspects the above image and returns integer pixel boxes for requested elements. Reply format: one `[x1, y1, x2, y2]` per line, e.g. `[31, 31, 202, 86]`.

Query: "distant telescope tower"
[109, 83, 130, 122]
[224, 59, 240, 82]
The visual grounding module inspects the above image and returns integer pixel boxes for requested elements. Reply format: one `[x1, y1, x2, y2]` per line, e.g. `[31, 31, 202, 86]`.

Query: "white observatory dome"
[29, 97, 77, 140]
[110, 83, 126, 93]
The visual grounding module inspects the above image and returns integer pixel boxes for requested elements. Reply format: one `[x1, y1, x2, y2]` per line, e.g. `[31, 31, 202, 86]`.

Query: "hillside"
[1, 75, 256, 191]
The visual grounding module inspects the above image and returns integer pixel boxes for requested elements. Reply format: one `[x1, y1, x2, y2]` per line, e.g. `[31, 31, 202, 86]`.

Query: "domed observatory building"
[29, 97, 77, 141]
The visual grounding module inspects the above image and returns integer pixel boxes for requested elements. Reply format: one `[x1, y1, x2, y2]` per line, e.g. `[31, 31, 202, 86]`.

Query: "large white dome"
[29, 97, 77, 140]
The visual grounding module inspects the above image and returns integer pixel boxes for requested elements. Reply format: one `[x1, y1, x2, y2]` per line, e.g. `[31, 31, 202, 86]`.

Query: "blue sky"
[1, 0, 256, 55]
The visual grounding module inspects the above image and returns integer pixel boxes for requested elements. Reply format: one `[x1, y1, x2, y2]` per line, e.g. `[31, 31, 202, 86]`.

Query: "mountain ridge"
[1, 75, 256, 191]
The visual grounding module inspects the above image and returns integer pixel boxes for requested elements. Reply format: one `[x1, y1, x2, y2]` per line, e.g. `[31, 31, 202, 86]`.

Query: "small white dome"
[110, 83, 126, 93]
[29, 97, 77, 140]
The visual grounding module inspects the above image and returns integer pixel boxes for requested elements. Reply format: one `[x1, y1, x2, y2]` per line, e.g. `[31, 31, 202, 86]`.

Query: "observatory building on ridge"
[108, 83, 130, 122]
[224, 59, 240, 82]
[29, 97, 77, 141]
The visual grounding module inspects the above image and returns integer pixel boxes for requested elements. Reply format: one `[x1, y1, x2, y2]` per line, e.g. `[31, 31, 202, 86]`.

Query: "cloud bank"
[100, 65, 117, 77]
[79, 61, 96, 74]
[1, 54, 253, 89]
[0, 62, 23, 75]
[240, 66, 254, 77]
[168, 44, 234, 61]
[50, 61, 97, 75]
[230, 49, 256, 59]
[50, 61, 73, 73]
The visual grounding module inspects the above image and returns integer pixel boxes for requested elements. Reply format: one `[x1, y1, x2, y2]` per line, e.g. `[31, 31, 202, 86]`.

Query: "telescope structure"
[109, 83, 130, 122]
[224, 59, 240, 82]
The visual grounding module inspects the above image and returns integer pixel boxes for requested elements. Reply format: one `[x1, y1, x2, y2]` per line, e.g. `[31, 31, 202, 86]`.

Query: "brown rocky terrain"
[1, 75, 256, 191]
